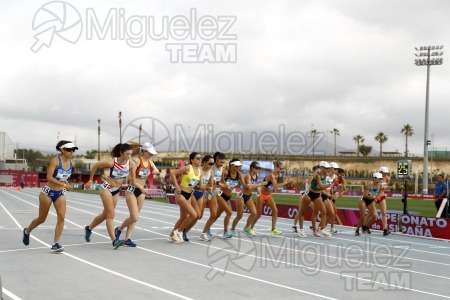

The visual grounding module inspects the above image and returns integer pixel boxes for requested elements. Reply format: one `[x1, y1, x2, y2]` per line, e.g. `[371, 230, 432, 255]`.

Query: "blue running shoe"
[84, 225, 92, 242]
[51, 243, 64, 253]
[112, 239, 124, 249]
[23, 228, 30, 246]
[182, 229, 190, 242]
[230, 229, 237, 237]
[223, 231, 232, 239]
[207, 229, 212, 238]
[114, 227, 121, 240]
[124, 239, 137, 247]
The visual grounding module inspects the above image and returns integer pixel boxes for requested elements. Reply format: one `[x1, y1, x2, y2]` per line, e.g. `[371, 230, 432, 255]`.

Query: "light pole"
[118, 111, 122, 143]
[97, 119, 101, 161]
[415, 45, 444, 194]
[138, 124, 142, 145]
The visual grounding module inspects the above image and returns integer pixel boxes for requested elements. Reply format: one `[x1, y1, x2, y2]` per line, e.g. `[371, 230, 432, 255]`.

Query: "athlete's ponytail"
[111, 143, 132, 157]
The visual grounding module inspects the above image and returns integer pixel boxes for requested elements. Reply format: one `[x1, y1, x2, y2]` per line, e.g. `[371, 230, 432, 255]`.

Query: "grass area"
[72, 189, 438, 217]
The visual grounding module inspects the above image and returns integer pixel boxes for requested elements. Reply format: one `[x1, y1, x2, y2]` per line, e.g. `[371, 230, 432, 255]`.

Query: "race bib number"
[42, 186, 51, 194]
[126, 185, 135, 193]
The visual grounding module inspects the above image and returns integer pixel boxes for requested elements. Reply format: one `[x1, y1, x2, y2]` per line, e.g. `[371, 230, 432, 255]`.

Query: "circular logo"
[122, 116, 172, 151]
[31, 1, 82, 52]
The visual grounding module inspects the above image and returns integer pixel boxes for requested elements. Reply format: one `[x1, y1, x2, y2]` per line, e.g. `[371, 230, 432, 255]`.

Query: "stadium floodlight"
[414, 45, 444, 195]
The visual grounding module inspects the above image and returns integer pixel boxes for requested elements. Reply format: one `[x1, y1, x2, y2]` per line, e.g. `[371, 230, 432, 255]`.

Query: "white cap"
[230, 160, 243, 166]
[379, 166, 389, 173]
[61, 142, 78, 150]
[319, 161, 330, 168]
[373, 172, 383, 179]
[329, 162, 339, 169]
[141, 142, 157, 154]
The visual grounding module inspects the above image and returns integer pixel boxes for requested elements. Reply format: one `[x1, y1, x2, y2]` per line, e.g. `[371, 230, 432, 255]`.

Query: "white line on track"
[3, 288, 22, 300]
[0, 191, 193, 300]
[5, 189, 450, 298]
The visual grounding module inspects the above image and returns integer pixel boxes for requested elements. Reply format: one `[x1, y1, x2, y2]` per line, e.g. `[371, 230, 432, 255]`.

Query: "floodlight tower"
[414, 45, 444, 194]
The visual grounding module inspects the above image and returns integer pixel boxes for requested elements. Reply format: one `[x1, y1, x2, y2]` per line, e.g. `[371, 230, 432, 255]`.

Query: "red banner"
[0, 170, 38, 187]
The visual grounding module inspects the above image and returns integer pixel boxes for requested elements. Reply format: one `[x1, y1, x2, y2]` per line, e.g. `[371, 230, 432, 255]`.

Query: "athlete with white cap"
[355, 172, 384, 235]
[22, 140, 77, 252]
[296, 161, 333, 238]
[372, 166, 392, 236]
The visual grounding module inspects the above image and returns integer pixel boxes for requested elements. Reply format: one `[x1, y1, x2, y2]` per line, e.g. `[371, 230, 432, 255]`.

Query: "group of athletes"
[291, 161, 392, 238]
[21, 140, 391, 252]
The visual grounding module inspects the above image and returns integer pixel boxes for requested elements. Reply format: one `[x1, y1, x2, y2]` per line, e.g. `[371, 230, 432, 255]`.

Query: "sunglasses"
[208, 162, 214, 166]
[254, 167, 261, 170]
[65, 148, 75, 153]
[194, 157, 202, 160]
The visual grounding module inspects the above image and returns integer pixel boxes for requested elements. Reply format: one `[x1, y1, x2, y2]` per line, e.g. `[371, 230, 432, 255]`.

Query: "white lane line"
[5, 190, 338, 299]
[3, 288, 22, 300]
[8, 190, 450, 298]
[0, 191, 193, 300]
[136, 243, 339, 300]
[137, 227, 450, 299]
[66, 193, 450, 268]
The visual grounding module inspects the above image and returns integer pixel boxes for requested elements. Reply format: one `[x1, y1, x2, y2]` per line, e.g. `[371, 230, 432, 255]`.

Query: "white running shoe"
[199, 233, 210, 242]
[330, 227, 338, 234]
[313, 231, 322, 237]
[168, 235, 182, 243]
[298, 229, 307, 238]
[320, 229, 332, 237]
[173, 229, 184, 243]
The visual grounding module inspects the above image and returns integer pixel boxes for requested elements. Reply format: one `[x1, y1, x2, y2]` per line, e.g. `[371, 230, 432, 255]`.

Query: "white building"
[0, 132, 29, 170]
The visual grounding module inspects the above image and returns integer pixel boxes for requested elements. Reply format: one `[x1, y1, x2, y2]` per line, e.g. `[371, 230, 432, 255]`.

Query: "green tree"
[15, 148, 46, 170]
[85, 149, 98, 159]
[353, 135, 365, 157]
[374, 132, 388, 157]
[359, 145, 373, 157]
[401, 124, 414, 157]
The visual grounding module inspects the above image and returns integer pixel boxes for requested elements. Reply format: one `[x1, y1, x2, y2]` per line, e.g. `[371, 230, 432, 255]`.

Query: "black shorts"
[321, 194, 329, 201]
[362, 197, 374, 206]
[243, 193, 252, 203]
[221, 193, 231, 201]
[180, 190, 193, 200]
[126, 185, 143, 198]
[307, 191, 321, 201]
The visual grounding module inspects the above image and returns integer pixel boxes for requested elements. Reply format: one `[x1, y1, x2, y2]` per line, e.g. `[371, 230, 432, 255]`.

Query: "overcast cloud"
[1, 0, 449, 156]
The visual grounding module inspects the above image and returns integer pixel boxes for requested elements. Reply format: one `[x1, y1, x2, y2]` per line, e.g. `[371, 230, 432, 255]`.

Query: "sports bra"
[213, 165, 223, 184]
[109, 158, 130, 179]
[180, 165, 201, 189]
[225, 171, 240, 189]
[135, 157, 151, 179]
[310, 176, 326, 190]
[367, 182, 381, 197]
[52, 155, 72, 182]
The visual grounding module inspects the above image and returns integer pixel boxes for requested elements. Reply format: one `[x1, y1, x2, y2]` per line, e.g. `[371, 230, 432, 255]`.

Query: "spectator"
[434, 174, 448, 218]
[20, 175, 25, 189]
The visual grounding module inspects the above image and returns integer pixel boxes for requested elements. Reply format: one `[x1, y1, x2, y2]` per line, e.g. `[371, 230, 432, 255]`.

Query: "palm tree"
[353, 134, 365, 157]
[310, 129, 318, 155]
[401, 124, 414, 157]
[374, 132, 388, 157]
[331, 128, 340, 156]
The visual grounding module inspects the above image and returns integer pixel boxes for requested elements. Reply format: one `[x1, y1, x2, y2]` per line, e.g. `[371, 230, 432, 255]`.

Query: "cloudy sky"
[1, 0, 449, 157]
